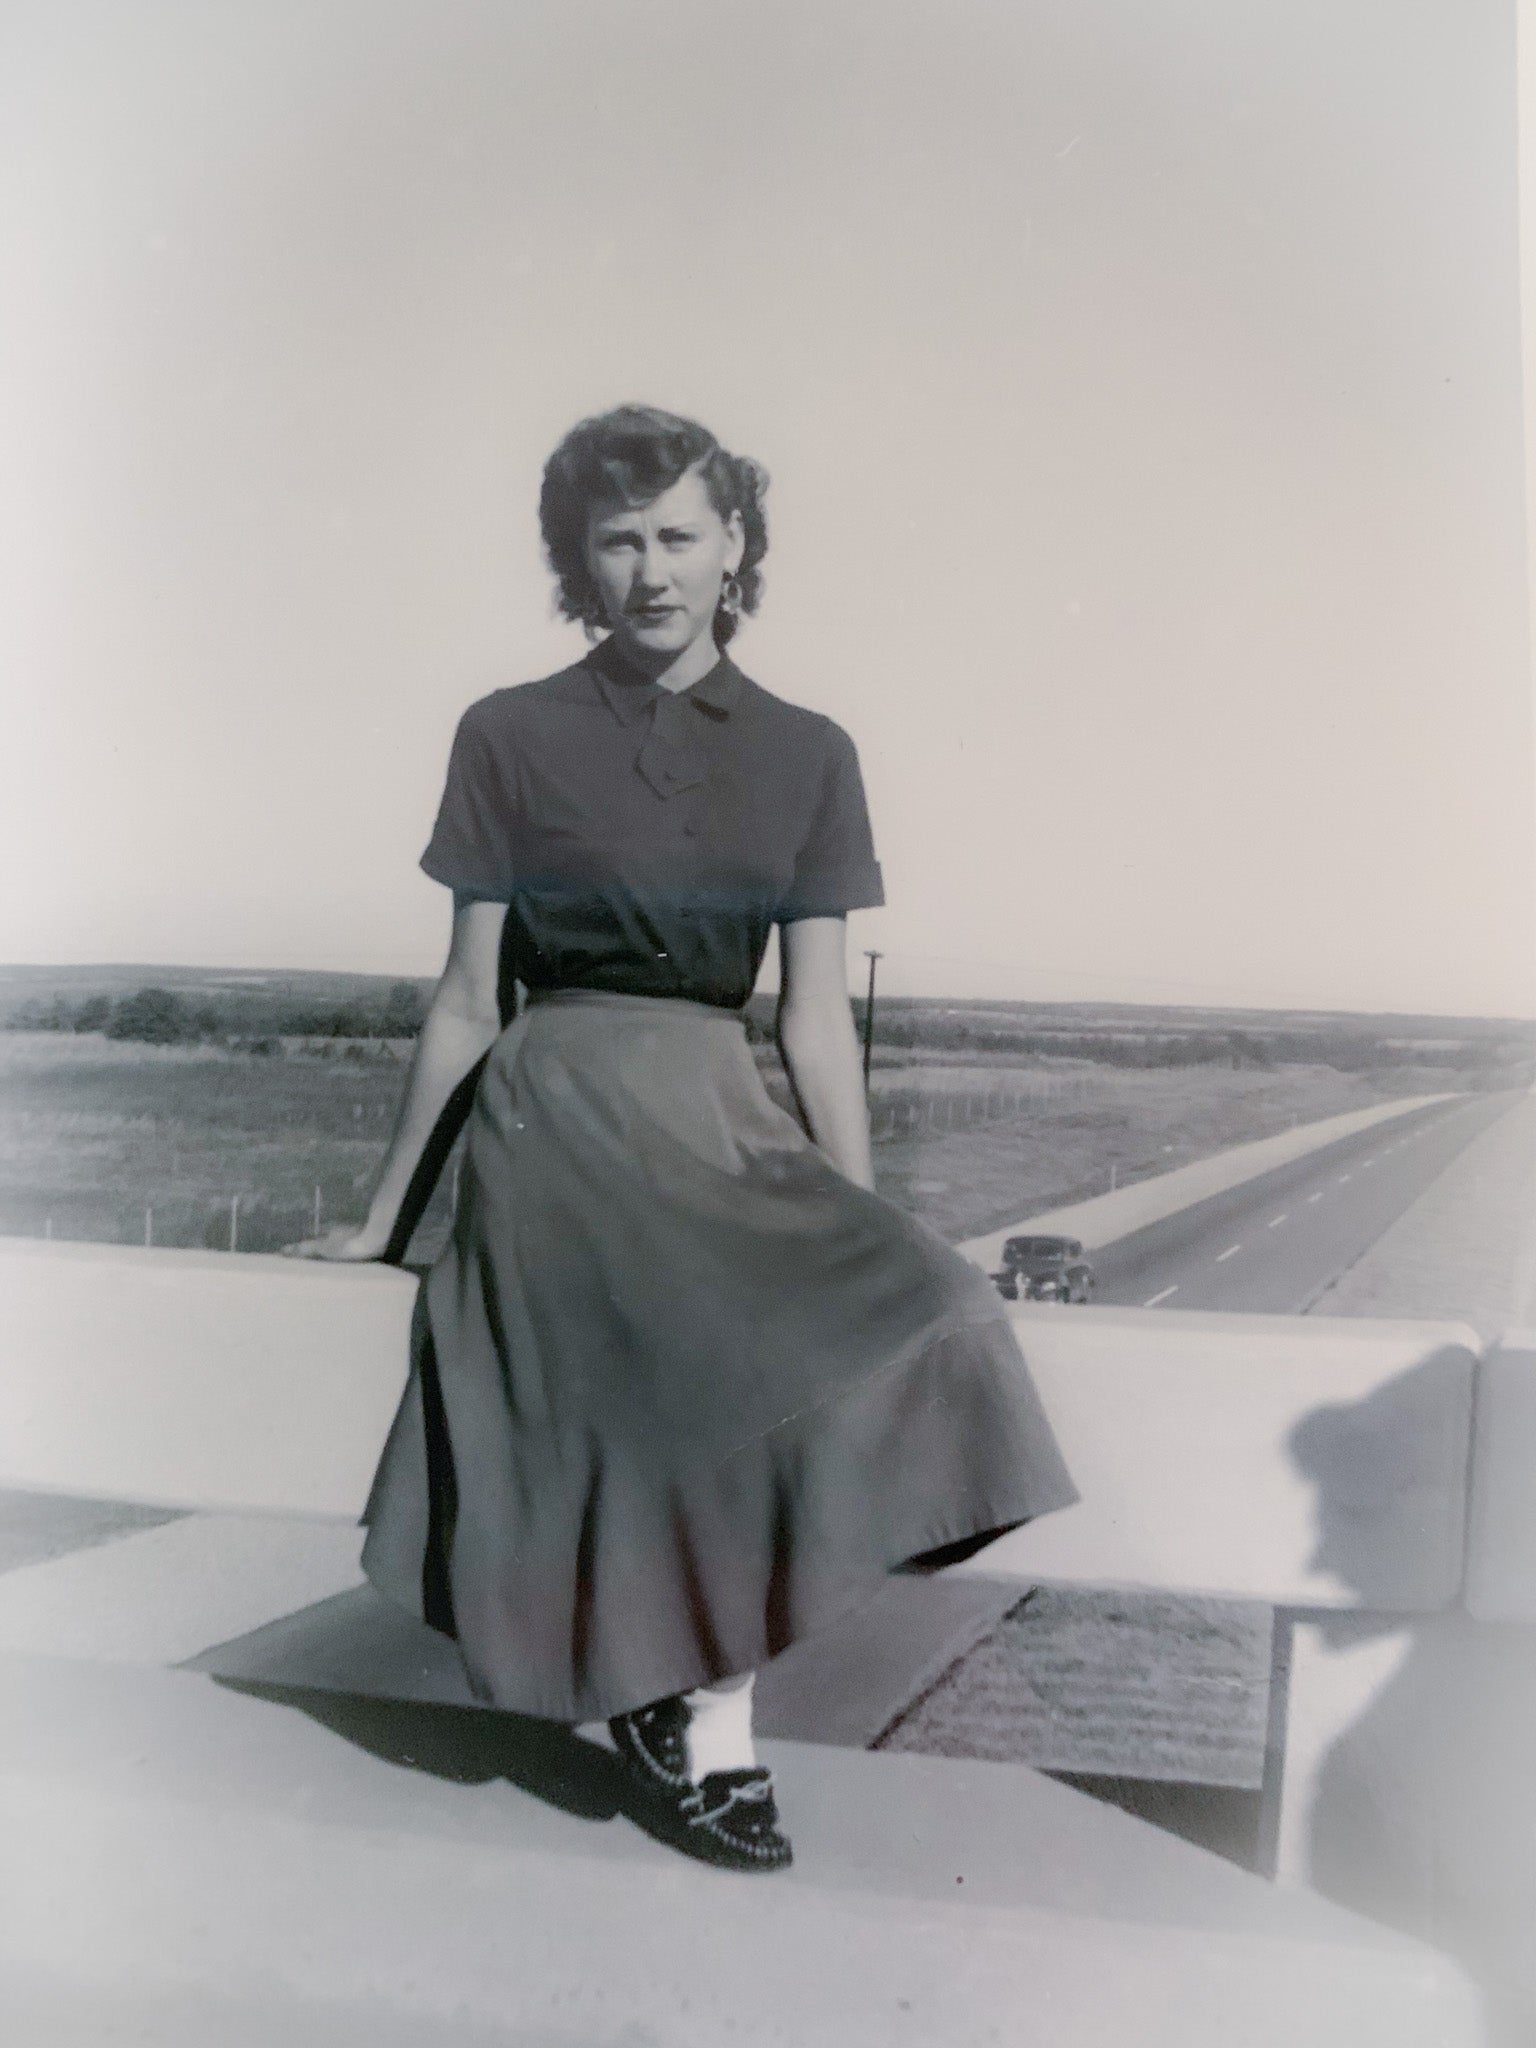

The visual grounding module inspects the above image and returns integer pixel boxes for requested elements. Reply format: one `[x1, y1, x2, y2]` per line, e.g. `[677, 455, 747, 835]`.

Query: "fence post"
[144, 1207, 153, 1248]
[313, 1185, 322, 1236]
[229, 1194, 239, 1253]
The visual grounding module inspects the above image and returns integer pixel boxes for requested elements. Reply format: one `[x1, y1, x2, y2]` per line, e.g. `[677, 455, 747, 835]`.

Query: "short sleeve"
[419, 703, 517, 901]
[778, 723, 885, 924]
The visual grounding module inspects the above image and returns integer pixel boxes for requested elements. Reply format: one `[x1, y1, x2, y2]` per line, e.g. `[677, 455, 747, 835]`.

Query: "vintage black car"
[990, 1234, 1096, 1304]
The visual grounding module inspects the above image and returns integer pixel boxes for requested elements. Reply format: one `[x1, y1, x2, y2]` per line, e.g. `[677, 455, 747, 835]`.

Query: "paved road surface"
[1090, 1090, 1519, 1314]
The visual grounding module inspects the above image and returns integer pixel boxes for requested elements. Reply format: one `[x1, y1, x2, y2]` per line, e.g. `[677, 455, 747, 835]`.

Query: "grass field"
[0, 1030, 1472, 1255]
[876, 1586, 1274, 1787]
[857, 1055, 1438, 1240]
[0, 1033, 441, 1255]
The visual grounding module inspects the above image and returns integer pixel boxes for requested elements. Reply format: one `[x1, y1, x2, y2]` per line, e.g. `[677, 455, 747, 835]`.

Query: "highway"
[1088, 1090, 1519, 1314]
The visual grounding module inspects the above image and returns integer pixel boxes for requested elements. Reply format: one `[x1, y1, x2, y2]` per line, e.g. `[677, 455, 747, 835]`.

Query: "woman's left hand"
[279, 1223, 391, 1262]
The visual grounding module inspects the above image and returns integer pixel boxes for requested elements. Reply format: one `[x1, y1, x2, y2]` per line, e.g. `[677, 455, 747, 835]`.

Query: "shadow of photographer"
[1286, 1357, 1536, 2045]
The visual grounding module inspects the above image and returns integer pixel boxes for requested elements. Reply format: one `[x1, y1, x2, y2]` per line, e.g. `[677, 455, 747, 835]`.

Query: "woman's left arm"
[776, 916, 875, 1191]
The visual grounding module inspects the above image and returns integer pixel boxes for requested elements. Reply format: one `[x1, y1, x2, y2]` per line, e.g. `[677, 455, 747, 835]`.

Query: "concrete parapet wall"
[0, 1238, 413, 1517]
[968, 1305, 1477, 1608]
[1464, 1329, 1536, 1621]
[0, 1242, 1480, 1615]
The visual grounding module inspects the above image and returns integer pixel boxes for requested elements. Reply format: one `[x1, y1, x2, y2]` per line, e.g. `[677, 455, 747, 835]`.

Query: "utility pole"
[862, 950, 882, 1088]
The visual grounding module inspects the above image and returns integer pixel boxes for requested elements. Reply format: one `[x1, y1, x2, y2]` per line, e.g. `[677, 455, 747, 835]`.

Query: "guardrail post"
[1255, 1606, 1420, 1888]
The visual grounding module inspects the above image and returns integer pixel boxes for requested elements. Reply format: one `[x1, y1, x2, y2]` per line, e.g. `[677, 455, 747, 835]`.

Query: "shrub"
[384, 980, 426, 1034]
[105, 987, 194, 1045]
[322, 1004, 373, 1039]
[6, 997, 72, 1030]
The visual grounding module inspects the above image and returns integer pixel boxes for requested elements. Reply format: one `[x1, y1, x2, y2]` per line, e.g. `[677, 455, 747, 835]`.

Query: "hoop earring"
[718, 574, 742, 618]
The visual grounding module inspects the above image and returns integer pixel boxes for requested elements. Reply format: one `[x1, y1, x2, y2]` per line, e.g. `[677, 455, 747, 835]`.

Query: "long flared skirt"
[360, 989, 1076, 1722]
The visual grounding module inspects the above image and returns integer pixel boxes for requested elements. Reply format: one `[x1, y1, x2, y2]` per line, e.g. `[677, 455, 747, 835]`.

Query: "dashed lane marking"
[1306, 1192, 1324, 1203]
[1216, 1244, 1243, 1263]
[1144, 1285, 1178, 1307]
[1338, 1174, 1352, 1184]
[1268, 1214, 1288, 1228]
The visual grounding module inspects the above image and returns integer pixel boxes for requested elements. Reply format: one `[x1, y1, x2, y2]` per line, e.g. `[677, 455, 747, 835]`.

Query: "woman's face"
[585, 467, 743, 673]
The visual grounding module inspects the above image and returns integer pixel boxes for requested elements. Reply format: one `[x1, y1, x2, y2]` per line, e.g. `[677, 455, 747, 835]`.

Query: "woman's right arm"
[282, 897, 508, 1261]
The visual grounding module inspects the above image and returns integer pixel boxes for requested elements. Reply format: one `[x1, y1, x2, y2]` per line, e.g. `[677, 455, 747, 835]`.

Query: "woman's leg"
[680, 1672, 755, 1780]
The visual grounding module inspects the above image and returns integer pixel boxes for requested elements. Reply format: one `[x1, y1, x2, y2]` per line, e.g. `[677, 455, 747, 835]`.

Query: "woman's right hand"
[279, 1223, 392, 1263]
[276, 902, 503, 1270]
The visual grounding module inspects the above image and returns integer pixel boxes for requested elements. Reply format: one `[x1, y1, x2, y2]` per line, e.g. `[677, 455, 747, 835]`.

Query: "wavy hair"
[539, 404, 769, 646]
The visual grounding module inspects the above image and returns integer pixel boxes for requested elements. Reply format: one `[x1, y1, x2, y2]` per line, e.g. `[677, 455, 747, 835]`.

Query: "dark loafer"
[669, 1767, 794, 1873]
[609, 1695, 692, 1792]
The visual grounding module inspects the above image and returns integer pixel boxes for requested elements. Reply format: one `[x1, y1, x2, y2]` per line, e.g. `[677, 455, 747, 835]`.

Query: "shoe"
[668, 1768, 794, 1873]
[609, 1695, 692, 1792]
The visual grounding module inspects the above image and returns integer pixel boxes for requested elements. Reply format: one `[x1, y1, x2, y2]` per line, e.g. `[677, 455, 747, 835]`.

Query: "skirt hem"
[359, 1492, 1052, 1725]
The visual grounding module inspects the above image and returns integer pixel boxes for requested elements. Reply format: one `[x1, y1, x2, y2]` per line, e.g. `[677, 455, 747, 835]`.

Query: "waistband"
[522, 987, 747, 1026]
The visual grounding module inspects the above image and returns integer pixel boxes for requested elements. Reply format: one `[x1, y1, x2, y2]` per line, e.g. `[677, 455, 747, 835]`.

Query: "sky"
[2, 0, 1533, 1017]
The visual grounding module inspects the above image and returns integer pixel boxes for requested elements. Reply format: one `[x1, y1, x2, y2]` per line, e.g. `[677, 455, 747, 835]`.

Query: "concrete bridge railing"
[0, 1235, 1529, 2038]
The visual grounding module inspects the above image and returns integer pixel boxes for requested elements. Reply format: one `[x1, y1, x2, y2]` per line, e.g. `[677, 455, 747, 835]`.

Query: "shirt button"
[682, 823, 697, 838]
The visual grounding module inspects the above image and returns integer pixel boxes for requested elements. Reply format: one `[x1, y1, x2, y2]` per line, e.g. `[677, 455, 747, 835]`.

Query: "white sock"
[681, 1673, 757, 1781]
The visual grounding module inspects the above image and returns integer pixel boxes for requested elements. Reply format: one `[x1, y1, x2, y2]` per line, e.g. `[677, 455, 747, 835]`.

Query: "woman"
[286, 404, 1075, 1873]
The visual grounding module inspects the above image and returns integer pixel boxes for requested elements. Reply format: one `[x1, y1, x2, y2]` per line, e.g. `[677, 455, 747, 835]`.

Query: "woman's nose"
[634, 542, 670, 590]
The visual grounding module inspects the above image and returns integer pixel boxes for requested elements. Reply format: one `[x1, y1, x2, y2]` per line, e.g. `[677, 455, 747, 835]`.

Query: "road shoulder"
[1306, 1092, 1536, 1337]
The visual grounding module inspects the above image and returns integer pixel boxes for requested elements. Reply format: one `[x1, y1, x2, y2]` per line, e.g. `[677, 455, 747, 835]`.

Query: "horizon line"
[1, 960, 1532, 1031]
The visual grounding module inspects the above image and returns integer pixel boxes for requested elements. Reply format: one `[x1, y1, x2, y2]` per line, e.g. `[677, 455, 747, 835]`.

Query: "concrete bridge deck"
[0, 1648, 1481, 2048]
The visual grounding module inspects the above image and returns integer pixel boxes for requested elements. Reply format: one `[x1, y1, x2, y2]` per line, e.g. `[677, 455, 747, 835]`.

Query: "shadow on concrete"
[1286, 1354, 1534, 2046]
[211, 1676, 625, 1824]
[1050, 1773, 1262, 1870]
[209, 1674, 783, 1867]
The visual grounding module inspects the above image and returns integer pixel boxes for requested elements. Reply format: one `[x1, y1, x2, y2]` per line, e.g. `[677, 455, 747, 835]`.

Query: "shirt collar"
[587, 636, 742, 726]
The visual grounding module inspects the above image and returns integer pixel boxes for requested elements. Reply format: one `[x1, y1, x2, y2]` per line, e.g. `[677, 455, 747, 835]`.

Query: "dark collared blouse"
[420, 641, 885, 1013]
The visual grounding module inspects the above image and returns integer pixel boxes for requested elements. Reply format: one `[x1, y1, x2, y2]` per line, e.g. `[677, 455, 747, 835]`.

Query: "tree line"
[8, 981, 1530, 1079]
[742, 999, 1529, 1075]
[5, 981, 428, 1046]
